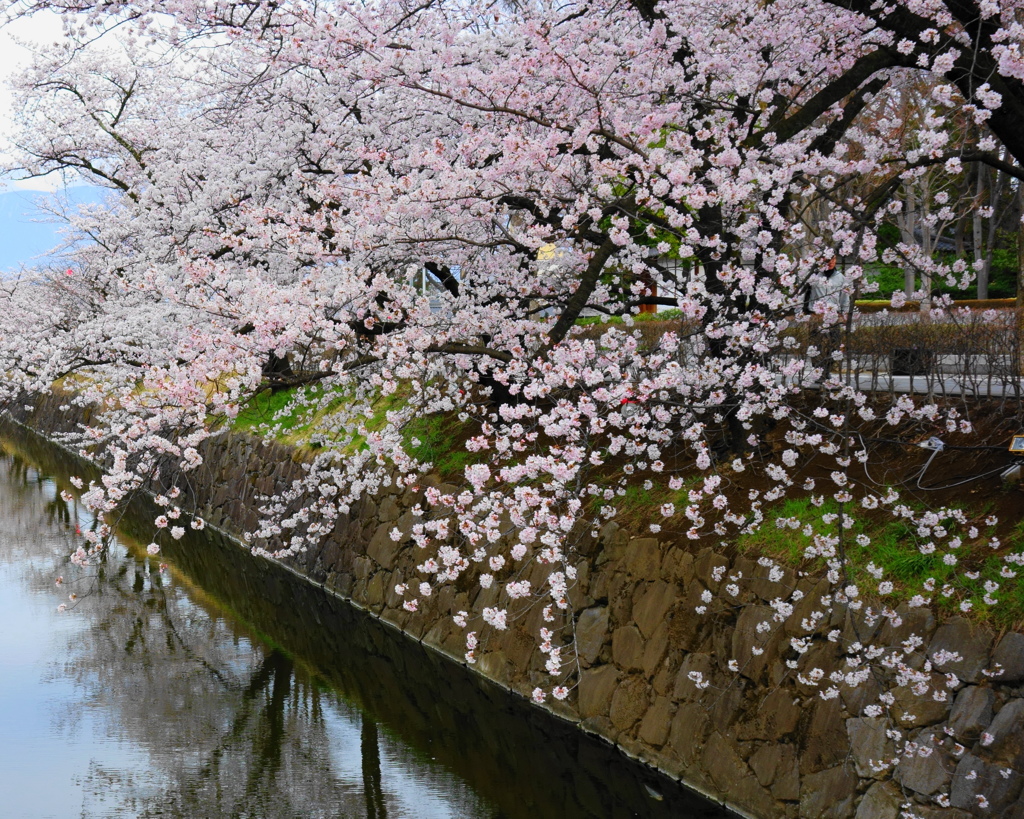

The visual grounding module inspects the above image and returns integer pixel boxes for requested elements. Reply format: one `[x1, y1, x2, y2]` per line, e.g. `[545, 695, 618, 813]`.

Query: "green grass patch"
[867, 525, 952, 586]
[739, 493, 1024, 626]
[616, 484, 660, 520]
[401, 412, 475, 480]
[339, 385, 415, 455]
[232, 385, 309, 434]
[739, 496, 942, 592]
[737, 496, 839, 564]
[228, 379, 478, 475]
[364, 385, 413, 432]
[231, 381, 416, 452]
[603, 476, 699, 529]
[953, 521, 1024, 627]
[976, 555, 1024, 626]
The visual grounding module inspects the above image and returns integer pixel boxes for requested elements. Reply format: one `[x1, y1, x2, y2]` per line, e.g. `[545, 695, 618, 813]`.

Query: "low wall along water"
[9, 392, 1024, 819]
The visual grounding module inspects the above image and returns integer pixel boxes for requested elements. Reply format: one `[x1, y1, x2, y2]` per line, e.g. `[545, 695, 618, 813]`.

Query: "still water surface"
[0, 436, 728, 819]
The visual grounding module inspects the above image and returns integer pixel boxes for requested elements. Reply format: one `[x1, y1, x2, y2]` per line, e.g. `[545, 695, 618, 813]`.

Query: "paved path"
[841, 372, 1023, 398]
[782, 371, 1023, 398]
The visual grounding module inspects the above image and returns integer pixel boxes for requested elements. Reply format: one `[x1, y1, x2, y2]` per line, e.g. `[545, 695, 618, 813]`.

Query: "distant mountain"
[0, 186, 109, 275]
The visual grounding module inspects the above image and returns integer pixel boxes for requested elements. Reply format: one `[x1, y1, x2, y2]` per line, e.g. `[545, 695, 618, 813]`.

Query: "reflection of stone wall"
[11, 392, 1024, 819]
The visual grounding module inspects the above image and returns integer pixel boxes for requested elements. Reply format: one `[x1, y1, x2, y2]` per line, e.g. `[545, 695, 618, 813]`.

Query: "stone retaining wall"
[9, 392, 1024, 819]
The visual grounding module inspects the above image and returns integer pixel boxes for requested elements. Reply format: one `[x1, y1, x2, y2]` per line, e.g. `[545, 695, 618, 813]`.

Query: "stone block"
[985, 698, 1024, 769]
[632, 580, 677, 639]
[898, 729, 950, 796]
[708, 679, 745, 731]
[792, 641, 843, 698]
[353, 555, 373, 582]
[579, 715, 619, 744]
[366, 522, 399, 569]
[637, 695, 675, 747]
[331, 571, 353, 596]
[846, 717, 893, 779]
[854, 781, 901, 819]
[799, 765, 858, 819]
[738, 687, 802, 741]
[771, 744, 800, 802]
[574, 606, 609, 667]
[666, 584, 710, 650]
[801, 698, 848, 775]
[928, 616, 993, 684]
[912, 808, 973, 819]
[876, 604, 936, 648]
[749, 742, 785, 787]
[673, 653, 714, 701]
[472, 582, 499, 612]
[950, 753, 1022, 815]
[567, 560, 592, 610]
[577, 664, 619, 719]
[377, 494, 401, 523]
[668, 701, 709, 767]
[747, 559, 797, 603]
[497, 626, 536, 671]
[840, 670, 882, 718]
[662, 547, 694, 585]
[587, 568, 612, 603]
[421, 616, 448, 649]
[652, 656, 677, 697]
[399, 484, 426, 508]
[432, 583, 454, 616]
[948, 686, 995, 742]
[612, 624, 645, 671]
[393, 510, 416, 541]
[694, 549, 730, 591]
[607, 572, 635, 624]
[609, 675, 649, 732]
[255, 473, 274, 496]
[641, 620, 670, 678]
[991, 632, 1024, 683]
[364, 571, 387, 610]
[892, 671, 953, 729]
[597, 520, 628, 562]
[702, 731, 748, 795]
[626, 538, 662, 578]
[732, 604, 786, 682]
[441, 625, 467, 659]
[784, 577, 832, 637]
[476, 651, 509, 687]
[702, 731, 778, 818]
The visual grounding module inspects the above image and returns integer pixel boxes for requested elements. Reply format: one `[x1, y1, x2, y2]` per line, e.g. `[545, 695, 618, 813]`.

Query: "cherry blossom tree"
[2, 0, 1024, 814]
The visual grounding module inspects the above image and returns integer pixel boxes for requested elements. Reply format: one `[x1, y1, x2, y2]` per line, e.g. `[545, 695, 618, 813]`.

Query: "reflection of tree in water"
[0, 450, 80, 581]
[56, 537, 393, 817]
[362, 715, 387, 819]
[0, 446, 435, 819]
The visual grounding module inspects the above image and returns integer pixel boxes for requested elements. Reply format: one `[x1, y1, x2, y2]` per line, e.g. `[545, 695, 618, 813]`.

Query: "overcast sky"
[0, 12, 102, 273]
[0, 10, 65, 192]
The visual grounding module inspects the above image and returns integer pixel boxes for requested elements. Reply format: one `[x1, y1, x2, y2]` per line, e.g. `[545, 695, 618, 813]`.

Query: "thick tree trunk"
[1018, 187, 1024, 309]
[898, 187, 917, 298]
[920, 196, 933, 313]
[974, 164, 988, 300]
[985, 161, 1006, 299]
